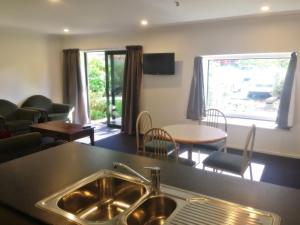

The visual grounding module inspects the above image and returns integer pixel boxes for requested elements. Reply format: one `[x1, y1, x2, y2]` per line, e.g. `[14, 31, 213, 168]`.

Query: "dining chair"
[142, 128, 196, 167]
[199, 108, 228, 152]
[202, 125, 256, 180]
[143, 128, 177, 158]
[136, 111, 152, 153]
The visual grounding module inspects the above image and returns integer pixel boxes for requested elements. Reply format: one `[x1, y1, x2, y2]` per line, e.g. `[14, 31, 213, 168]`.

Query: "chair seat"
[177, 157, 196, 167]
[198, 140, 225, 151]
[144, 140, 174, 152]
[48, 113, 68, 121]
[203, 151, 248, 174]
[5, 120, 32, 133]
[137, 151, 196, 167]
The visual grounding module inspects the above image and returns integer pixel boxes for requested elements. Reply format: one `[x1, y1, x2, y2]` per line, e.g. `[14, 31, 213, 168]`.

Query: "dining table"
[163, 124, 227, 161]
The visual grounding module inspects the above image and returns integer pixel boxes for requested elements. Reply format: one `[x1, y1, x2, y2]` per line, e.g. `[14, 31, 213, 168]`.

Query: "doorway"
[85, 50, 126, 128]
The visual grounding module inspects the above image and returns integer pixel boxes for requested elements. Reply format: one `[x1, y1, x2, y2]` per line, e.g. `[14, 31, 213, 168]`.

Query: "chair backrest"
[21, 95, 53, 112]
[136, 111, 152, 151]
[0, 99, 18, 119]
[242, 125, 256, 162]
[143, 128, 177, 159]
[201, 108, 227, 132]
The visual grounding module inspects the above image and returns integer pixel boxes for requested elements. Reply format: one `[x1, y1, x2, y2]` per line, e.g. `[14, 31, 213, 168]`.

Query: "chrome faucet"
[113, 162, 160, 194]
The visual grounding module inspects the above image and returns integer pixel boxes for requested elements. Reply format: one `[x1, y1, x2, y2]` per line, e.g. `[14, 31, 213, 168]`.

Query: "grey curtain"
[276, 52, 297, 129]
[186, 56, 206, 120]
[63, 49, 88, 124]
[121, 46, 143, 135]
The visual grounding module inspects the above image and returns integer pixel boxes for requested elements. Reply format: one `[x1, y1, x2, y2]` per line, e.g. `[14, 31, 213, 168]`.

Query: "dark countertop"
[0, 142, 299, 225]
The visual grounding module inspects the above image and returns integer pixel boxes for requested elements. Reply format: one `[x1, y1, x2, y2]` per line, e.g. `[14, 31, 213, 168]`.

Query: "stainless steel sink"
[119, 184, 281, 225]
[57, 177, 147, 221]
[36, 170, 150, 225]
[36, 169, 281, 225]
[126, 195, 176, 225]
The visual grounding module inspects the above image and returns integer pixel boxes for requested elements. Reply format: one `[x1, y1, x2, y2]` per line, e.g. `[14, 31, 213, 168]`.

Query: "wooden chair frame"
[202, 108, 228, 132]
[203, 125, 256, 180]
[136, 111, 152, 152]
[200, 108, 228, 152]
[143, 128, 178, 160]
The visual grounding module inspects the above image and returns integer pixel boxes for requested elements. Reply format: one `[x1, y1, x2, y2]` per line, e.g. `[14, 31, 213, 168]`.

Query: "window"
[203, 53, 291, 121]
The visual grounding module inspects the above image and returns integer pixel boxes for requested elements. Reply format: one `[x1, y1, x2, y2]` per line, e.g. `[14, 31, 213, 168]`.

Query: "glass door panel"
[105, 51, 126, 127]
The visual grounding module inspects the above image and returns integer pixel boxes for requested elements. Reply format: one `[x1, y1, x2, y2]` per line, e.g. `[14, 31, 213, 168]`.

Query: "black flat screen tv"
[143, 53, 175, 75]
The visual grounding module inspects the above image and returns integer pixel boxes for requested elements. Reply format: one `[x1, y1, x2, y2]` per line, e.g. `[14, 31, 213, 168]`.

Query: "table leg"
[187, 144, 193, 161]
[90, 131, 95, 146]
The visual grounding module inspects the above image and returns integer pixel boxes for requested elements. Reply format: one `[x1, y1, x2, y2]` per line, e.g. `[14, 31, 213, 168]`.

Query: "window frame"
[202, 52, 291, 122]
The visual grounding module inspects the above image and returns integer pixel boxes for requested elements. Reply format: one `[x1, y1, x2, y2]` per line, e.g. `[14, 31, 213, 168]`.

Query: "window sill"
[226, 117, 277, 129]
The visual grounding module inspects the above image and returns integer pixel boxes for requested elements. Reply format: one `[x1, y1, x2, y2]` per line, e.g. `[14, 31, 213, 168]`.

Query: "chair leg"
[249, 163, 253, 181]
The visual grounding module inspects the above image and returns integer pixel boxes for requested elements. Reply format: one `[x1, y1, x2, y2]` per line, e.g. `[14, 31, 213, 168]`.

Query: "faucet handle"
[144, 166, 160, 194]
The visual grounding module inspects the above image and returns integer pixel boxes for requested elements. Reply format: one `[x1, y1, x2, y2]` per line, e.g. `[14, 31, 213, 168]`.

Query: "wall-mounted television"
[143, 53, 175, 75]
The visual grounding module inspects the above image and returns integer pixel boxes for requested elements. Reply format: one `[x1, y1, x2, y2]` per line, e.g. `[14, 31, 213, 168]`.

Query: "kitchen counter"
[0, 142, 299, 225]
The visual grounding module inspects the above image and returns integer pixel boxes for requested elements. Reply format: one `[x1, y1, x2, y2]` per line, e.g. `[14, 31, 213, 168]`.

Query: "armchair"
[0, 99, 40, 135]
[0, 132, 42, 163]
[0, 132, 65, 163]
[21, 95, 72, 122]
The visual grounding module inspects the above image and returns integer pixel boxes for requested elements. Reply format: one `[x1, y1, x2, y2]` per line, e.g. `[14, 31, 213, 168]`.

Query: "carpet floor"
[95, 133, 300, 190]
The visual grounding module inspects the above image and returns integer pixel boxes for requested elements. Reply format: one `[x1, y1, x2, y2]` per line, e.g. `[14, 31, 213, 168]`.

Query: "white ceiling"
[0, 0, 300, 34]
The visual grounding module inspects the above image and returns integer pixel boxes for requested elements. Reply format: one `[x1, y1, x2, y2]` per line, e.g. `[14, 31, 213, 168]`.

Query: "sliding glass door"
[85, 50, 126, 128]
[105, 51, 126, 127]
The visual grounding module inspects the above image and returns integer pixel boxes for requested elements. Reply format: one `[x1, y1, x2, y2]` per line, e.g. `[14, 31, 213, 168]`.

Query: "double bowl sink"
[36, 169, 280, 225]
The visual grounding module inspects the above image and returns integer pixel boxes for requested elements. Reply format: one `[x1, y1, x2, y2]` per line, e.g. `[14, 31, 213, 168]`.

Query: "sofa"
[0, 99, 40, 135]
[0, 132, 42, 163]
[21, 95, 72, 122]
[0, 132, 66, 163]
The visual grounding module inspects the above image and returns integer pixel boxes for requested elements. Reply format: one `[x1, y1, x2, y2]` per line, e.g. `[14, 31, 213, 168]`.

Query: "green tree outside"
[88, 58, 106, 120]
[87, 56, 124, 121]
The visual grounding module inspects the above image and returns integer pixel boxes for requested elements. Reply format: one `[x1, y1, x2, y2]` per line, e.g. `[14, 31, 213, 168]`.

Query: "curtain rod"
[201, 52, 294, 60]
[81, 47, 126, 52]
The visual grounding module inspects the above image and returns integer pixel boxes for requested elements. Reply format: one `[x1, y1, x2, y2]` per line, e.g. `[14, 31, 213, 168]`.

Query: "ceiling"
[0, 0, 300, 34]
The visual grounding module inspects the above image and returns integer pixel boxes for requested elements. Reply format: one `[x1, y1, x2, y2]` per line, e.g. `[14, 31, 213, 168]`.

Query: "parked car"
[245, 73, 274, 100]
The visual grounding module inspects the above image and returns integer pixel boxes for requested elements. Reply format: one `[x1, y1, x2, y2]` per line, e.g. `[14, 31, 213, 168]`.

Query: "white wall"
[62, 13, 300, 158]
[0, 27, 63, 105]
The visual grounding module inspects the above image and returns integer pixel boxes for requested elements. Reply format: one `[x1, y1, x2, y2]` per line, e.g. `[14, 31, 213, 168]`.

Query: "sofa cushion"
[0, 132, 42, 163]
[5, 120, 32, 133]
[48, 113, 69, 121]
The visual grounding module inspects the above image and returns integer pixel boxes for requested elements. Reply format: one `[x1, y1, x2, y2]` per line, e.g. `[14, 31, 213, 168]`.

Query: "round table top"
[162, 124, 227, 144]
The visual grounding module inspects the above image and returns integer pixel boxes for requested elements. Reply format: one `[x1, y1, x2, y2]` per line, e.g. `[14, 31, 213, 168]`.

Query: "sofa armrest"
[22, 106, 47, 113]
[16, 108, 41, 123]
[0, 115, 5, 129]
[52, 103, 72, 113]
[22, 107, 48, 122]
[0, 132, 42, 152]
